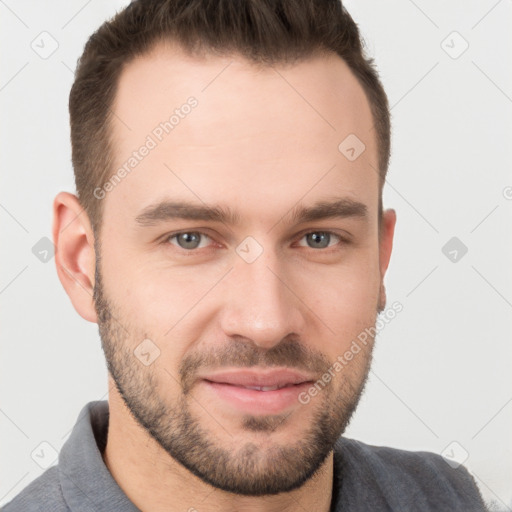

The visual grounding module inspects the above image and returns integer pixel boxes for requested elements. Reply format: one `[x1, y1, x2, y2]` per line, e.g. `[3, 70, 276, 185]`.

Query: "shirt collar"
[59, 400, 345, 512]
[58, 400, 140, 512]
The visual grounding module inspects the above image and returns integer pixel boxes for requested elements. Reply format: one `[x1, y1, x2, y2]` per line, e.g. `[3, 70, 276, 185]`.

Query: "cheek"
[106, 249, 217, 320]
[294, 253, 381, 351]
[109, 264, 228, 376]
[139, 265, 228, 333]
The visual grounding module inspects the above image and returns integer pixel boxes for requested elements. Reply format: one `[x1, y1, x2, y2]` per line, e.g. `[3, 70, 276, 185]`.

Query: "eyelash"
[162, 230, 350, 253]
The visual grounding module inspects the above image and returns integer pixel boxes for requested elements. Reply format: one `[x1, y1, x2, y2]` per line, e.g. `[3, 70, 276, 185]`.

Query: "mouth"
[205, 382, 298, 391]
[197, 368, 315, 415]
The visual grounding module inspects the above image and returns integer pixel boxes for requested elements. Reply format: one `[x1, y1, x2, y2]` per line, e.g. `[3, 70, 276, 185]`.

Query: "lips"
[199, 368, 315, 390]
[196, 368, 317, 415]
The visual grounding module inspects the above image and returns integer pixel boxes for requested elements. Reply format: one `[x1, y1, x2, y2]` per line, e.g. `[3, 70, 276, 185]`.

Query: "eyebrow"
[135, 201, 241, 226]
[288, 198, 368, 224]
[134, 198, 368, 227]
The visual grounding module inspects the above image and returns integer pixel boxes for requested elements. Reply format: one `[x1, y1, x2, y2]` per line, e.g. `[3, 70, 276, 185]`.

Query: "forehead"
[104, 42, 378, 228]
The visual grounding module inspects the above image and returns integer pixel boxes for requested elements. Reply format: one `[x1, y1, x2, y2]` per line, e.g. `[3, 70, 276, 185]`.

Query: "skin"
[53, 41, 396, 512]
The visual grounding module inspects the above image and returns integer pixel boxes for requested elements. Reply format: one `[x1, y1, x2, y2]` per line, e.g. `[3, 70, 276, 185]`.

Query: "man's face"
[94, 43, 391, 496]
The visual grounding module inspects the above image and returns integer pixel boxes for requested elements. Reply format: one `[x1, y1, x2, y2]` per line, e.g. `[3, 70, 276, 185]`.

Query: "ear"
[378, 208, 396, 310]
[52, 192, 98, 323]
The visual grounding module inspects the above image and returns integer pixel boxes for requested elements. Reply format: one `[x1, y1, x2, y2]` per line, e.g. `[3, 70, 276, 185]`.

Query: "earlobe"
[52, 192, 98, 323]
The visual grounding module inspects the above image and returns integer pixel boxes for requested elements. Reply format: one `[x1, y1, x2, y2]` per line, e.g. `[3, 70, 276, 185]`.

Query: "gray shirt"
[2, 401, 487, 511]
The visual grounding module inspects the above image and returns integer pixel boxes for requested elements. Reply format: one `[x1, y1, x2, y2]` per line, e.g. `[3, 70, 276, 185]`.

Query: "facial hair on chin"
[93, 261, 379, 496]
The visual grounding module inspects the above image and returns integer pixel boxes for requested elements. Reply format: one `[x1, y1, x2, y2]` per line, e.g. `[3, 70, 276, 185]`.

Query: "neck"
[103, 388, 334, 512]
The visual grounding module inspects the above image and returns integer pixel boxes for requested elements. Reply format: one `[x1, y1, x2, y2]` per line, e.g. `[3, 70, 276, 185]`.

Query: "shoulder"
[334, 437, 488, 511]
[1, 466, 69, 512]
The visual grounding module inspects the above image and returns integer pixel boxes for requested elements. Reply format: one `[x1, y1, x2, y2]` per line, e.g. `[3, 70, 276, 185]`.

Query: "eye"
[297, 231, 343, 249]
[167, 231, 212, 250]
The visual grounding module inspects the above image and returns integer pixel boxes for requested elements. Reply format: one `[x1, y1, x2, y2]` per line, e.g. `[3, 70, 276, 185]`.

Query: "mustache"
[179, 336, 332, 394]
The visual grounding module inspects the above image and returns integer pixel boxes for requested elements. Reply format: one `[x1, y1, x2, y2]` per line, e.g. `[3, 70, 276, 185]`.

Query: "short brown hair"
[69, 0, 390, 235]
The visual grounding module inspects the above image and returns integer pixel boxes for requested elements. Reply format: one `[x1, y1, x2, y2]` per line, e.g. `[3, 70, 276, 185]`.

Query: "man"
[4, 0, 487, 510]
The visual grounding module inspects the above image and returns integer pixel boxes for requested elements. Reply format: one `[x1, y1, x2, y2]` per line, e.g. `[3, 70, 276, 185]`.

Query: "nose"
[218, 245, 306, 349]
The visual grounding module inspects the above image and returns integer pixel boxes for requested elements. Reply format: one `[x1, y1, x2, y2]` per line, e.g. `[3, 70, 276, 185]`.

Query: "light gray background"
[1, 0, 511, 509]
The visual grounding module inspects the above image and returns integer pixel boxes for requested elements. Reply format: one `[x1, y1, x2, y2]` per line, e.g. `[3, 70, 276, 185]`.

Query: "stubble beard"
[94, 261, 380, 496]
